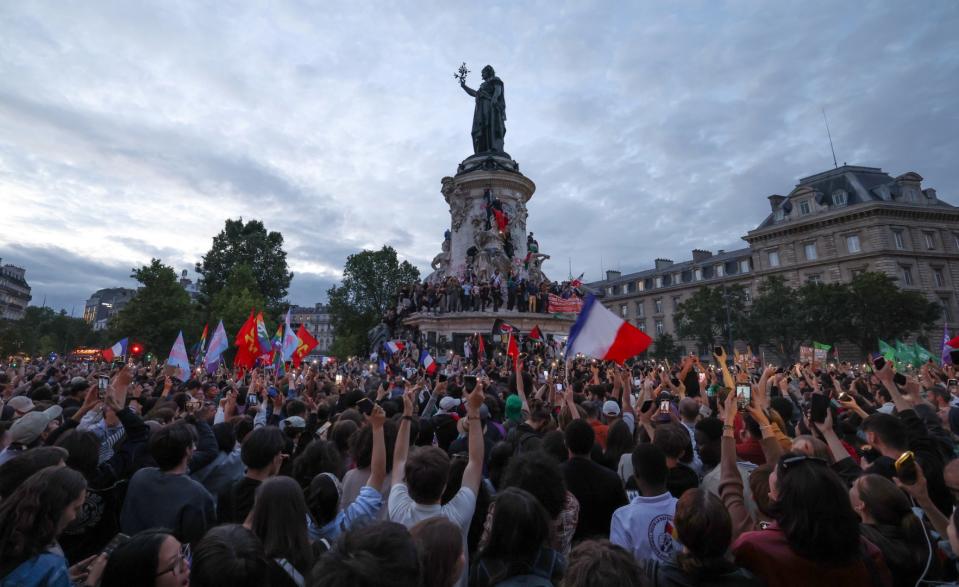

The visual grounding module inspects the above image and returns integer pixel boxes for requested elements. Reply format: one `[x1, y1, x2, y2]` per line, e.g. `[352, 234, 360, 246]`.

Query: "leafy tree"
[673, 284, 750, 355]
[0, 307, 103, 356]
[844, 272, 941, 355]
[111, 259, 196, 355]
[748, 275, 804, 363]
[208, 264, 267, 338]
[327, 246, 420, 357]
[650, 333, 681, 362]
[797, 282, 850, 347]
[198, 219, 293, 314]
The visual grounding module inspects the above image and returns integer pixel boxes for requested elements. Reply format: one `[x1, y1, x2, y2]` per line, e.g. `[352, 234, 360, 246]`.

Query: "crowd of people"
[2, 343, 959, 586]
[394, 274, 583, 317]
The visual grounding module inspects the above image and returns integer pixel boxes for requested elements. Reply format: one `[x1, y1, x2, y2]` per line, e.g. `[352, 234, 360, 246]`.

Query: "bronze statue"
[459, 64, 506, 154]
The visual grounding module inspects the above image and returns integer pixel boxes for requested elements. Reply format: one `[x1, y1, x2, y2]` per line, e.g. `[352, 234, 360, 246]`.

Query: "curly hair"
[0, 466, 86, 571]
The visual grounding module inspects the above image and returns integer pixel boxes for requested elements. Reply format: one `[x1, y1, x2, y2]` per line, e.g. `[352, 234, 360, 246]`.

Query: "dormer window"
[774, 209, 785, 221]
[799, 200, 811, 215]
[832, 189, 848, 207]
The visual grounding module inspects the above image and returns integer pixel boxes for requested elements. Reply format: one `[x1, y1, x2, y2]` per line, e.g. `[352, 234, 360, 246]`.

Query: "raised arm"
[367, 405, 387, 490]
[391, 389, 414, 486]
[515, 366, 530, 415]
[460, 82, 478, 97]
[460, 380, 487, 495]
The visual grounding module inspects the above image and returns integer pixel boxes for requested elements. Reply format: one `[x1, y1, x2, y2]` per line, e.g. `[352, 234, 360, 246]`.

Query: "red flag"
[233, 310, 258, 371]
[529, 325, 543, 341]
[292, 325, 319, 368]
[948, 335, 959, 349]
[478, 335, 486, 363]
[506, 332, 520, 367]
[493, 209, 508, 232]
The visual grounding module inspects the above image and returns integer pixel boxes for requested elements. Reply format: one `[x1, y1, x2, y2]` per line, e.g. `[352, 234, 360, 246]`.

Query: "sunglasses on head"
[779, 455, 828, 471]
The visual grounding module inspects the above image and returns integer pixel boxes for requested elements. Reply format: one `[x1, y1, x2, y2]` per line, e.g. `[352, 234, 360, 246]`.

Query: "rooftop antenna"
[822, 107, 838, 169]
[568, 257, 572, 280]
[600, 255, 604, 281]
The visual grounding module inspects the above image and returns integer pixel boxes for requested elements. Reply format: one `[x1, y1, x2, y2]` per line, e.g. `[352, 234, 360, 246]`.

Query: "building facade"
[0, 260, 31, 320]
[83, 288, 137, 331]
[290, 303, 335, 355]
[588, 165, 959, 355]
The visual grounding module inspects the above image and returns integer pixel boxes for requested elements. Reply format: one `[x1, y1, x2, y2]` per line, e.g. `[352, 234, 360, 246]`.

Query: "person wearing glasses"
[731, 452, 893, 587]
[100, 529, 189, 587]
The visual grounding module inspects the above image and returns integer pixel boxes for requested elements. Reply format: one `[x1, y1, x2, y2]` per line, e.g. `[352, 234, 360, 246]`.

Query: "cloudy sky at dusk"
[1, 1, 957, 312]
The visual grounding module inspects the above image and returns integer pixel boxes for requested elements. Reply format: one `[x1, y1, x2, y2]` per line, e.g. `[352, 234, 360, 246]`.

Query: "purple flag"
[943, 323, 953, 365]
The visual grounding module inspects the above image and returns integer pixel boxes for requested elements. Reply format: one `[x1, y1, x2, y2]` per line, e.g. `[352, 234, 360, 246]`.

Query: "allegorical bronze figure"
[457, 64, 506, 154]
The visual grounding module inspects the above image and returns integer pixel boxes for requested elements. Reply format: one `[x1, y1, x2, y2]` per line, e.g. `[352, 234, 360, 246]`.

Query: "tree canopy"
[198, 218, 292, 314]
[111, 259, 195, 355]
[327, 246, 420, 357]
[0, 307, 103, 356]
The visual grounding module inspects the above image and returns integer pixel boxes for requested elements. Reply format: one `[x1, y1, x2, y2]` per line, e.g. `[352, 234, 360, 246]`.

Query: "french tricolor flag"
[101, 338, 128, 362]
[385, 340, 406, 355]
[420, 350, 437, 375]
[564, 295, 652, 364]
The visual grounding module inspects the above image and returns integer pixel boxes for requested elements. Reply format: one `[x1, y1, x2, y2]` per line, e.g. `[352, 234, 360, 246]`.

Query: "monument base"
[403, 310, 575, 353]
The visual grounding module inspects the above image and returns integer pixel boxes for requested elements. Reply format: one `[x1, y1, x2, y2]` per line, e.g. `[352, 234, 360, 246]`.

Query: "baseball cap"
[9, 409, 58, 445]
[7, 396, 35, 414]
[602, 400, 621, 417]
[283, 416, 307, 429]
[439, 397, 462, 412]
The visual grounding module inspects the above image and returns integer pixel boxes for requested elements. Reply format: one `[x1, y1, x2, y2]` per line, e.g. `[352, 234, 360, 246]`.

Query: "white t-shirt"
[389, 483, 476, 587]
[610, 492, 679, 564]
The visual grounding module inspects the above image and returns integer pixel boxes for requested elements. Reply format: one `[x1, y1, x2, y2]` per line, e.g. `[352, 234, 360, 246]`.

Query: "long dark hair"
[603, 419, 635, 469]
[100, 529, 172, 587]
[673, 489, 737, 576]
[856, 474, 936, 583]
[0, 466, 86, 573]
[250, 476, 313, 575]
[478, 488, 551, 571]
[771, 452, 861, 564]
[410, 517, 463, 587]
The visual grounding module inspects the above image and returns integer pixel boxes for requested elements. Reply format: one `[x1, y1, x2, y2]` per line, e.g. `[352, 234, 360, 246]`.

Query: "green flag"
[895, 340, 917, 368]
[878, 339, 897, 363]
[913, 342, 937, 366]
[813, 342, 832, 351]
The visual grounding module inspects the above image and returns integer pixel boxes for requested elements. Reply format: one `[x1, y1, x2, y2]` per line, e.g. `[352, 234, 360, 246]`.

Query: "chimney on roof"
[654, 259, 673, 270]
[605, 270, 621, 281]
[691, 249, 713, 262]
[767, 194, 785, 211]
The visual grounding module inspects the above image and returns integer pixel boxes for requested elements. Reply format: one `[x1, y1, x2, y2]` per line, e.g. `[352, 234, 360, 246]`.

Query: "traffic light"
[130, 343, 143, 356]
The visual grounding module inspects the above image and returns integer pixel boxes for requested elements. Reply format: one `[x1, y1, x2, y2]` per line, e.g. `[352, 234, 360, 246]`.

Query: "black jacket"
[561, 456, 627, 540]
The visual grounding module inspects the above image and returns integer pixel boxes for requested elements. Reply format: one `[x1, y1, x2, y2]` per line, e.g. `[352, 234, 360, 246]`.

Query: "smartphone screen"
[463, 375, 477, 391]
[555, 383, 564, 391]
[736, 385, 751, 411]
[246, 393, 258, 406]
[632, 377, 641, 386]
[335, 374, 343, 384]
[810, 394, 830, 423]
[713, 346, 723, 356]
[872, 354, 886, 371]
[893, 372, 907, 386]
[895, 451, 919, 484]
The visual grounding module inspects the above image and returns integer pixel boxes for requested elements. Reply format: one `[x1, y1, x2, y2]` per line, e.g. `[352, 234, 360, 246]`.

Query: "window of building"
[799, 200, 811, 215]
[851, 267, 866, 279]
[620, 304, 628, 317]
[637, 320, 646, 332]
[645, 278, 654, 290]
[744, 289, 752, 303]
[954, 233, 959, 251]
[654, 298, 663, 314]
[694, 268, 703, 281]
[715, 264, 725, 277]
[655, 319, 664, 336]
[893, 229, 905, 250]
[672, 295, 681, 309]
[846, 234, 861, 253]
[637, 280, 645, 292]
[606, 286, 614, 296]
[942, 297, 953, 322]
[934, 268, 945, 288]
[901, 265, 914, 286]
[774, 209, 785, 222]
[924, 232, 936, 250]
[681, 270, 692, 283]
[662, 274, 672, 286]
[806, 274, 823, 285]
[739, 259, 750, 273]
[768, 250, 780, 267]
[832, 189, 848, 207]
[804, 242, 818, 261]
[637, 302, 645, 318]
[655, 276, 663, 288]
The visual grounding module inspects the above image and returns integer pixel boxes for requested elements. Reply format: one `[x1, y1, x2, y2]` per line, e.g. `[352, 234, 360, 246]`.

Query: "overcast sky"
[2, 1, 958, 313]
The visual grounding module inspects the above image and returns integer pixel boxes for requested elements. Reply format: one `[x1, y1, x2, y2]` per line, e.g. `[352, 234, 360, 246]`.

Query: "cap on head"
[602, 400, 621, 417]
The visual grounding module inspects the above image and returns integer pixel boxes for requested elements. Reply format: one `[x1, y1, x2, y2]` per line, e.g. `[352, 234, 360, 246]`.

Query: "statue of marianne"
[460, 65, 506, 154]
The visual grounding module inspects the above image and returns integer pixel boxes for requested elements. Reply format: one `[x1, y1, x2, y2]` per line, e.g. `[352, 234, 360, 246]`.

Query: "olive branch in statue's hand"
[454, 62, 470, 85]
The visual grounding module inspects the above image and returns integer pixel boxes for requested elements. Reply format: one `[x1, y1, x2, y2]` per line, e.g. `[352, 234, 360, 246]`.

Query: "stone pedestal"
[404, 310, 574, 354]
[426, 153, 541, 284]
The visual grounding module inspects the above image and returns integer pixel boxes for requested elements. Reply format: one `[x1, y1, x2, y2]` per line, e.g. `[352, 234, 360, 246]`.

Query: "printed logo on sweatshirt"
[647, 514, 676, 562]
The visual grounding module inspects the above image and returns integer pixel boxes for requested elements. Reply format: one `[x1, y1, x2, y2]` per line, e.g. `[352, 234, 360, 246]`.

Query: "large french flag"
[564, 294, 652, 364]
[385, 340, 406, 355]
[102, 338, 128, 362]
[420, 350, 437, 375]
